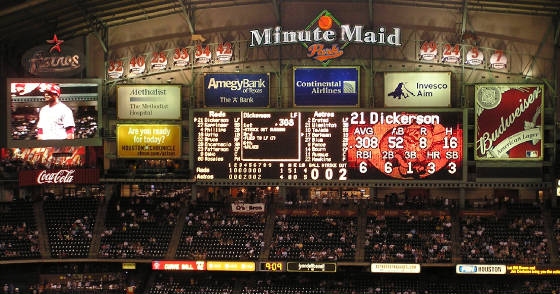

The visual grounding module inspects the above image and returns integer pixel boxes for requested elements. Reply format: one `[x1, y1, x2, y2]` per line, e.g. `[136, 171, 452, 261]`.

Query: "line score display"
[194, 111, 463, 181]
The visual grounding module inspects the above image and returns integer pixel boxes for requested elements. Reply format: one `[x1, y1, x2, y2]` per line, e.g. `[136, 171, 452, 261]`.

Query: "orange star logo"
[46, 34, 64, 53]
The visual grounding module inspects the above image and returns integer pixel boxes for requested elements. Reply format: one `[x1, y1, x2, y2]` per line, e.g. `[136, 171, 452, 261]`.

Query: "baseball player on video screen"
[37, 83, 75, 140]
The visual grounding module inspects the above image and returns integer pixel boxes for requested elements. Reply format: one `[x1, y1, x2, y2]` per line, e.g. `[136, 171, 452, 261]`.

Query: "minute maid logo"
[249, 10, 401, 65]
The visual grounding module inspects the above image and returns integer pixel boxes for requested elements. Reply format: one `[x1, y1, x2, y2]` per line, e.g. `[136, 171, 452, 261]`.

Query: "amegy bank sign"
[249, 9, 401, 65]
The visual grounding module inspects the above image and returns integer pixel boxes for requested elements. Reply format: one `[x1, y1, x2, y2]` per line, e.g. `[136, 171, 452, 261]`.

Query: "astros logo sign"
[249, 10, 401, 65]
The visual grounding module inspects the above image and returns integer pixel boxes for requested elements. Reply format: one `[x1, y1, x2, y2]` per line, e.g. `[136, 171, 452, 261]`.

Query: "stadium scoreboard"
[194, 110, 463, 181]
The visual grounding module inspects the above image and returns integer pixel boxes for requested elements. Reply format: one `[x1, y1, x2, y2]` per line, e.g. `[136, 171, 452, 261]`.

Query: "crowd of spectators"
[39, 272, 125, 294]
[461, 207, 549, 264]
[554, 209, 560, 257]
[145, 272, 560, 294]
[106, 159, 189, 178]
[149, 273, 234, 294]
[99, 186, 187, 258]
[269, 215, 357, 261]
[365, 214, 452, 263]
[0, 201, 40, 259]
[176, 201, 265, 260]
[368, 193, 456, 210]
[74, 106, 98, 139]
[43, 196, 99, 258]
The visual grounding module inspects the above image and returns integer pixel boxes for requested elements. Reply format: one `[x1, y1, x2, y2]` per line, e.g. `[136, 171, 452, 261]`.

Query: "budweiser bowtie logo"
[37, 169, 75, 184]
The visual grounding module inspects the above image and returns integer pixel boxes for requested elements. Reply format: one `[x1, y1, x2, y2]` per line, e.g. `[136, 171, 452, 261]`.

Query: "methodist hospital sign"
[249, 10, 401, 64]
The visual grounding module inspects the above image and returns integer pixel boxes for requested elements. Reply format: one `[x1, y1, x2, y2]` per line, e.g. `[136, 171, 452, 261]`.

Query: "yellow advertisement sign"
[117, 124, 181, 158]
[122, 263, 136, 270]
[206, 261, 255, 272]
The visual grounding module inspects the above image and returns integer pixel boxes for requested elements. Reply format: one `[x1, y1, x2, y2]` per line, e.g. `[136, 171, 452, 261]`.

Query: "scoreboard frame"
[189, 108, 467, 184]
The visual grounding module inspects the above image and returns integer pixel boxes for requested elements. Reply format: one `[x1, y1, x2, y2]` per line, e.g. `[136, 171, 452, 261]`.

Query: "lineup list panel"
[194, 111, 463, 181]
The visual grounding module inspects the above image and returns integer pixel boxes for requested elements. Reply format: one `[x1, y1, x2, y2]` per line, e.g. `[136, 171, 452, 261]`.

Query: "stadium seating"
[43, 197, 99, 258]
[364, 214, 452, 263]
[269, 215, 357, 261]
[461, 204, 549, 264]
[0, 201, 40, 259]
[149, 273, 234, 294]
[176, 201, 265, 260]
[99, 187, 186, 259]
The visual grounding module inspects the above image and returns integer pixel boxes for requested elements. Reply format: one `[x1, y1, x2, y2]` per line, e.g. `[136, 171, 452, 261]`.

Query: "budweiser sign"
[475, 85, 543, 160]
[37, 169, 75, 184]
[19, 168, 100, 186]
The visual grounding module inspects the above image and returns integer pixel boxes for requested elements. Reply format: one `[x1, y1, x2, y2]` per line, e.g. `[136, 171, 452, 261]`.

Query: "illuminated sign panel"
[456, 264, 506, 274]
[475, 84, 543, 160]
[18, 168, 100, 186]
[204, 73, 270, 107]
[151, 261, 205, 271]
[370, 263, 421, 273]
[384, 72, 451, 107]
[507, 265, 560, 275]
[117, 124, 181, 159]
[7, 79, 102, 148]
[193, 111, 463, 181]
[287, 262, 336, 272]
[2, 147, 85, 167]
[122, 263, 136, 270]
[206, 261, 255, 272]
[293, 67, 359, 106]
[259, 262, 285, 272]
[117, 85, 181, 120]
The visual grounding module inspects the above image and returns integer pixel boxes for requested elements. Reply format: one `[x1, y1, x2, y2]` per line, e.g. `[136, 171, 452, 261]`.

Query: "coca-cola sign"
[37, 169, 75, 184]
[19, 168, 99, 186]
[475, 84, 543, 160]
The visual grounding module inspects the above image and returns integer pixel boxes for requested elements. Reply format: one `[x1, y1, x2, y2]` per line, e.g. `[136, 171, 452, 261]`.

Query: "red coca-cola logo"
[36, 169, 75, 184]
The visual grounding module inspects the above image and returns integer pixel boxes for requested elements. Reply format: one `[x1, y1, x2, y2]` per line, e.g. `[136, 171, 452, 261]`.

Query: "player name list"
[194, 111, 345, 180]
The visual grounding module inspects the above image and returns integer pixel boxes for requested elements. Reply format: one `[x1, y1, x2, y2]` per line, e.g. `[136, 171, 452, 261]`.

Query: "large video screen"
[7, 78, 102, 147]
[193, 110, 463, 181]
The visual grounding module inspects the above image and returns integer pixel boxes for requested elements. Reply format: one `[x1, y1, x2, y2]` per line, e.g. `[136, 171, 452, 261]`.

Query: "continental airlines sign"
[249, 10, 401, 65]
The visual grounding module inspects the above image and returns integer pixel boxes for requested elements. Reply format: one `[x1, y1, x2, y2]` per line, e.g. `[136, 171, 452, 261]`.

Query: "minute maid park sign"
[249, 10, 401, 65]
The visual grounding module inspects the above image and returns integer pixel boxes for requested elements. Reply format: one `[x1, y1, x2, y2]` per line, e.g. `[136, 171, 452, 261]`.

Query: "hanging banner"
[117, 124, 182, 159]
[475, 84, 543, 160]
[204, 73, 269, 107]
[293, 66, 359, 106]
[117, 85, 181, 120]
[384, 72, 451, 107]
